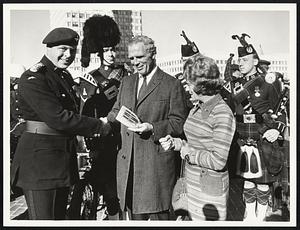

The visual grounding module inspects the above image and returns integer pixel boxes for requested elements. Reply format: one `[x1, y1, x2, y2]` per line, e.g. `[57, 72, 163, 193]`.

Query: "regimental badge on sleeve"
[223, 82, 232, 93]
[78, 73, 98, 103]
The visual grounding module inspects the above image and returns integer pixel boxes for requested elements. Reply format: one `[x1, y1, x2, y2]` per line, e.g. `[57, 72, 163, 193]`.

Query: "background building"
[157, 53, 289, 80]
[49, 10, 142, 79]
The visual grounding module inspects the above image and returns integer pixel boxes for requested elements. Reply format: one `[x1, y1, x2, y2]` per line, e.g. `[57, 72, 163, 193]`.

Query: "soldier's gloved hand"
[128, 122, 153, 135]
[262, 129, 280, 143]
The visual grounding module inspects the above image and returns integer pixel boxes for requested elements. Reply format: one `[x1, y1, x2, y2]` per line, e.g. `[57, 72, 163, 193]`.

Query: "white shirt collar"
[138, 65, 158, 84]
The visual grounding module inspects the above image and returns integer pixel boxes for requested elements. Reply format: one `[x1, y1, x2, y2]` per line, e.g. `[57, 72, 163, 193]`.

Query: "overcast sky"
[142, 10, 290, 59]
[6, 4, 293, 68]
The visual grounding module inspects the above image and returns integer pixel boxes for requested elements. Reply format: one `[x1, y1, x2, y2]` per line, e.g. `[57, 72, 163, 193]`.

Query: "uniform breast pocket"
[33, 135, 67, 180]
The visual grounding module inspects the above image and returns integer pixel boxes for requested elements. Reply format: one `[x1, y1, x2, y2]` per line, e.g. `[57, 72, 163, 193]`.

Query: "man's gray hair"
[128, 35, 157, 56]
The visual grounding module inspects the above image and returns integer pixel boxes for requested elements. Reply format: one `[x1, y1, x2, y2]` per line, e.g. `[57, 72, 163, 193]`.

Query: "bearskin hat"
[81, 15, 121, 68]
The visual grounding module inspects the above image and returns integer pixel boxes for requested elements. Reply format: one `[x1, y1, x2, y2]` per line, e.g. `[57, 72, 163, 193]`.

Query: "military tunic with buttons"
[231, 71, 286, 183]
[10, 55, 106, 190]
[78, 64, 126, 204]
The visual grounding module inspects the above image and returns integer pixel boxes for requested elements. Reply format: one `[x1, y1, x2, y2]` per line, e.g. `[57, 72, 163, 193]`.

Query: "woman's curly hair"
[183, 53, 223, 96]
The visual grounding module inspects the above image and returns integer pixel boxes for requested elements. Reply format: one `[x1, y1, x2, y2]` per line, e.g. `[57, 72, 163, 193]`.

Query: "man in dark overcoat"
[10, 27, 109, 220]
[107, 35, 189, 220]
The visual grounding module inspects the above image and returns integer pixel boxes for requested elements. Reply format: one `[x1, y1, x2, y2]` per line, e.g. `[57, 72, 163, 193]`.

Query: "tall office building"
[49, 10, 142, 79]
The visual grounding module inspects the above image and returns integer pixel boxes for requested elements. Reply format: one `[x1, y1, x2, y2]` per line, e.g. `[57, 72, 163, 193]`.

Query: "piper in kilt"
[230, 34, 287, 222]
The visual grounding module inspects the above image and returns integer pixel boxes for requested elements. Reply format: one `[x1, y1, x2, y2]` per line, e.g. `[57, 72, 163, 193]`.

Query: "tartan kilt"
[236, 122, 279, 184]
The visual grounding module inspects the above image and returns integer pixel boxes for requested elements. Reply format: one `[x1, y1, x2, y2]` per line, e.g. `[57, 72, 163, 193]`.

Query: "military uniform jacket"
[79, 65, 125, 117]
[78, 65, 126, 185]
[107, 67, 189, 214]
[10, 56, 104, 190]
[230, 72, 286, 139]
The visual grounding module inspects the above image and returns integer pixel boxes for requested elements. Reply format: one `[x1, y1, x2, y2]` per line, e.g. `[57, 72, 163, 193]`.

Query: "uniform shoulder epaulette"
[29, 62, 46, 73]
[79, 72, 97, 87]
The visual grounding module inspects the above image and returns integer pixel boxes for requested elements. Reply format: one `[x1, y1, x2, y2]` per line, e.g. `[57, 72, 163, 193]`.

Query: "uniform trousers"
[23, 187, 69, 220]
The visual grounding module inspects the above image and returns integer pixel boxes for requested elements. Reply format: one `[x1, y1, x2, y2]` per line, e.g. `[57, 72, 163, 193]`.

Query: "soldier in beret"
[230, 34, 287, 222]
[10, 27, 110, 220]
[75, 15, 126, 220]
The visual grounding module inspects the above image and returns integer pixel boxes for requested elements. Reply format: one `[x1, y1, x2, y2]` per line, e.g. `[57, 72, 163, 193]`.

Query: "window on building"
[67, 22, 71, 27]
[72, 13, 77, 18]
[79, 13, 84, 18]
[67, 13, 70, 17]
[72, 22, 79, 27]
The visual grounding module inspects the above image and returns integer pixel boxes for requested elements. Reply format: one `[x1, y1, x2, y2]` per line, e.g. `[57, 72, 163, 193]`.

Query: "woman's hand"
[159, 135, 183, 151]
[180, 140, 196, 161]
[159, 135, 174, 151]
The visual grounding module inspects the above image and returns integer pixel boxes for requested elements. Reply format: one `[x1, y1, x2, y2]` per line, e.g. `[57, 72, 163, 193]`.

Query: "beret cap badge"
[246, 46, 253, 54]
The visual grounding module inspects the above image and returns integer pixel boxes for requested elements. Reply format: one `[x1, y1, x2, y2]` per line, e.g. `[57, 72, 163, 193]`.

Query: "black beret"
[238, 44, 257, 58]
[42, 27, 79, 47]
[258, 59, 271, 66]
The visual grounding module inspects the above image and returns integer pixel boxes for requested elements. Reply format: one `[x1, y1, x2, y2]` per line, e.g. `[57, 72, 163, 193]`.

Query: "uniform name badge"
[104, 85, 118, 100]
[243, 114, 256, 123]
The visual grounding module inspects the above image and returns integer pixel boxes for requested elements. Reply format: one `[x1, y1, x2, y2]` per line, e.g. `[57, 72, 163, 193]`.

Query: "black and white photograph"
[3, 3, 296, 227]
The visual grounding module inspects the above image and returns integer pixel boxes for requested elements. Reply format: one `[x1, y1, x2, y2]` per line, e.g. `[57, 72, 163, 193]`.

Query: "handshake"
[92, 117, 112, 138]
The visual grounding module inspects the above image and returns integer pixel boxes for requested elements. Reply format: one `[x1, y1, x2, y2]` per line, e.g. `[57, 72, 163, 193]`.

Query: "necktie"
[138, 76, 147, 100]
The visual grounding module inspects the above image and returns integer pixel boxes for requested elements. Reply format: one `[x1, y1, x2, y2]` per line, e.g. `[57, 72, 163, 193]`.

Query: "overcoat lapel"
[131, 73, 139, 110]
[135, 69, 163, 108]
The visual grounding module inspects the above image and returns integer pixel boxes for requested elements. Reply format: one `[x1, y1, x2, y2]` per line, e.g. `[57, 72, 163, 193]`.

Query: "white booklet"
[116, 106, 141, 128]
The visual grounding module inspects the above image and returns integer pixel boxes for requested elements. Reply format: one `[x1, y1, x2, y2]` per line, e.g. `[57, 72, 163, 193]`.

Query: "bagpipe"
[259, 83, 289, 135]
